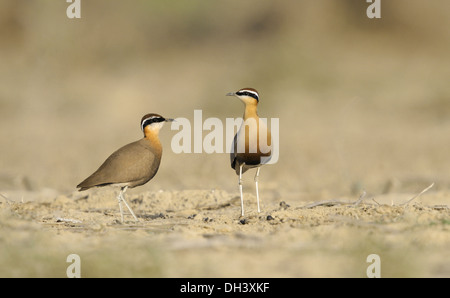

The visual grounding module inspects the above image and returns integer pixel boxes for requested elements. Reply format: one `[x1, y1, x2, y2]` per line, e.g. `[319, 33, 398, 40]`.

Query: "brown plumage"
[227, 88, 272, 217]
[77, 138, 161, 191]
[77, 113, 173, 222]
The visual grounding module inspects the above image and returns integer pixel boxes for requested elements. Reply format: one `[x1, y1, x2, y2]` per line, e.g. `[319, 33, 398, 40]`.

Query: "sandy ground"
[0, 1, 450, 278]
[0, 185, 449, 277]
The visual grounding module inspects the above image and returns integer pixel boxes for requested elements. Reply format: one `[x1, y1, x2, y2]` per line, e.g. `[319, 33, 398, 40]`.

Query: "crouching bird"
[226, 88, 272, 217]
[77, 113, 173, 223]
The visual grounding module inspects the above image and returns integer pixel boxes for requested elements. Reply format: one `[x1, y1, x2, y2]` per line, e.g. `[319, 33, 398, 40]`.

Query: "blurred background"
[1, 0, 449, 200]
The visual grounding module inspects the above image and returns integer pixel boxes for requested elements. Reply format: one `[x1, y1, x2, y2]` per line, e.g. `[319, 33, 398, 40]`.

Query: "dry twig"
[0, 193, 13, 205]
[353, 190, 367, 206]
[400, 182, 434, 206]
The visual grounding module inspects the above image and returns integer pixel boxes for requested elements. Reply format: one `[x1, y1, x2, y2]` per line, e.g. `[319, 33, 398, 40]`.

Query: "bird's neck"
[243, 103, 258, 120]
[144, 128, 162, 152]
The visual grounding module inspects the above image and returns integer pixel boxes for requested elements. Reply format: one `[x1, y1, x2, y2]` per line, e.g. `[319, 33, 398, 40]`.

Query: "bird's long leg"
[254, 167, 261, 213]
[120, 186, 139, 222]
[239, 164, 244, 217]
[116, 188, 125, 223]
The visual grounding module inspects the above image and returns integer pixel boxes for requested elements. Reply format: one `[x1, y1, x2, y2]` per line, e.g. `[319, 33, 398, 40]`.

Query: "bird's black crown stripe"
[236, 90, 259, 101]
[141, 117, 165, 130]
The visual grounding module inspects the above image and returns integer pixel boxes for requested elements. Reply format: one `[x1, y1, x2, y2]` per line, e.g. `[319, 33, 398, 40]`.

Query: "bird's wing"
[77, 140, 157, 190]
[230, 132, 239, 170]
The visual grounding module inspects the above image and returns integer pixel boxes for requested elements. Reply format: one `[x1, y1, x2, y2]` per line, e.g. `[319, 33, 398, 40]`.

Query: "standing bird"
[226, 88, 272, 217]
[77, 113, 173, 223]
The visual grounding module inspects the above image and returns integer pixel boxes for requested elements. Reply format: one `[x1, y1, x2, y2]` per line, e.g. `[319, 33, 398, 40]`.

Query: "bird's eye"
[237, 91, 259, 101]
[141, 117, 165, 130]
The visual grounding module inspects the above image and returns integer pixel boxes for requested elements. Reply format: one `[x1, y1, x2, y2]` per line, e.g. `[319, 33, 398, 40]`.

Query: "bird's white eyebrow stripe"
[237, 90, 258, 96]
[141, 116, 164, 130]
[236, 90, 259, 100]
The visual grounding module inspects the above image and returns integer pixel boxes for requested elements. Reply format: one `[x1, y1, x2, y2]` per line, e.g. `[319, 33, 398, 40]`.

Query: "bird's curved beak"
[165, 118, 175, 122]
[226, 92, 236, 97]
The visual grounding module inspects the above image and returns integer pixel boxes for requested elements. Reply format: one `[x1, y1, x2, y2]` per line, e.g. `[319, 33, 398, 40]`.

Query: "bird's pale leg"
[120, 186, 139, 222]
[239, 164, 244, 217]
[255, 167, 261, 213]
[116, 188, 125, 223]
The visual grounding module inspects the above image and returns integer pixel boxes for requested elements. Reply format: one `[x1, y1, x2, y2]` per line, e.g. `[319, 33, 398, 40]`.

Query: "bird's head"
[141, 113, 174, 136]
[226, 88, 259, 105]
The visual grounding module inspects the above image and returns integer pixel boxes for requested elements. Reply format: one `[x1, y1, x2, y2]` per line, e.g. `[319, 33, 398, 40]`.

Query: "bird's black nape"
[141, 114, 166, 131]
[235, 88, 259, 102]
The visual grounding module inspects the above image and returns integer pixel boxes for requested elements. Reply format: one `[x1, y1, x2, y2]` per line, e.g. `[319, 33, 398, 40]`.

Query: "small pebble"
[239, 218, 248, 225]
[279, 201, 290, 209]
